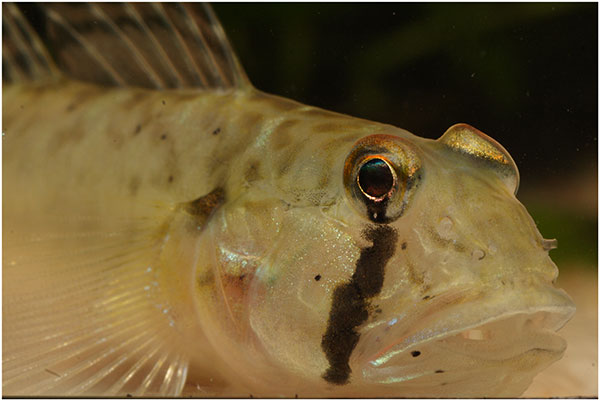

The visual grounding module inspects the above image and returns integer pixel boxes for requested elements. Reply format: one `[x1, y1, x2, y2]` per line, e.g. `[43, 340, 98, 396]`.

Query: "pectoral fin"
[2, 202, 189, 396]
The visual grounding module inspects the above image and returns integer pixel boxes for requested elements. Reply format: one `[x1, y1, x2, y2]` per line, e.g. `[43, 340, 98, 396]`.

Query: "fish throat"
[321, 224, 398, 385]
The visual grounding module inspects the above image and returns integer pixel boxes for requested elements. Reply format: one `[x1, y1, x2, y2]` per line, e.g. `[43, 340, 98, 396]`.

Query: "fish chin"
[349, 286, 575, 397]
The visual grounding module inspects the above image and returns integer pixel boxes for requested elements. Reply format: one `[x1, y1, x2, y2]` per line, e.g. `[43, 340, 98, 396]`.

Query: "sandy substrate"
[523, 265, 597, 397]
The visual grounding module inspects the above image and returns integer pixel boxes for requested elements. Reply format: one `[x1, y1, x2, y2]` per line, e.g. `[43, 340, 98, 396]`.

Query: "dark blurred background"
[214, 3, 597, 268]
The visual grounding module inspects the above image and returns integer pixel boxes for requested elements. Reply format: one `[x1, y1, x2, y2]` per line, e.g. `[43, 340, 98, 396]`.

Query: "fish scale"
[3, 3, 574, 397]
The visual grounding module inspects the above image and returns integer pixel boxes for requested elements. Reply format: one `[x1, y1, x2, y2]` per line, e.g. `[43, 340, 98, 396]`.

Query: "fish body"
[2, 3, 575, 397]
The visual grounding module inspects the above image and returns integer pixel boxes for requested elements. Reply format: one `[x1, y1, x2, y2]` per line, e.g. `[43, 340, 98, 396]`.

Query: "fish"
[2, 3, 576, 398]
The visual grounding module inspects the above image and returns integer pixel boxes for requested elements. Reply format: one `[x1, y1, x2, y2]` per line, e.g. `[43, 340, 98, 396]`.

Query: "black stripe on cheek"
[320, 225, 398, 385]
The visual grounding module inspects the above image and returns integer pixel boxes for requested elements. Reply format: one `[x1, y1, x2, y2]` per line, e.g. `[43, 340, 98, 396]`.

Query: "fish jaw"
[350, 282, 575, 397]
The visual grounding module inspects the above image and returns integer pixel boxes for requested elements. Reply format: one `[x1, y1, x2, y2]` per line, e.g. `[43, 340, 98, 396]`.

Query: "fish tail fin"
[2, 3, 60, 84]
[11, 3, 251, 90]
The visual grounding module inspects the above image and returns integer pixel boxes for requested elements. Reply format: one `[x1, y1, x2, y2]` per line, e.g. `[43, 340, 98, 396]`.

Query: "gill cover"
[438, 123, 520, 194]
[344, 135, 421, 223]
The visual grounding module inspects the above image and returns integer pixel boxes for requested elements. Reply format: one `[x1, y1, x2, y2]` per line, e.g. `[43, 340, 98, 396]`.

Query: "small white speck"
[388, 317, 398, 326]
[163, 308, 169, 314]
[146, 266, 152, 272]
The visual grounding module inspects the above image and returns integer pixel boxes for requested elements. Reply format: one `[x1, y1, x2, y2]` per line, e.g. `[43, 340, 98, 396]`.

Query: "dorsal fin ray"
[2, 3, 59, 84]
[10, 3, 251, 90]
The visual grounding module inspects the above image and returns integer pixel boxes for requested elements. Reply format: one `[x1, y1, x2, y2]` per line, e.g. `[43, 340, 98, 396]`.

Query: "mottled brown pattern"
[427, 227, 467, 253]
[123, 91, 147, 109]
[271, 119, 299, 150]
[239, 111, 264, 132]
[186, 187, 225, 222]
[276, 146, 301, 177]
[64, 87, 97, 112]
[128, 176, 141, 196]
[406, 260, 425, 287]
[48, 125, 86, 155]
[311, 122, 364, 134]
[247, 91, 300, 112]
[244, 160, 262, 183]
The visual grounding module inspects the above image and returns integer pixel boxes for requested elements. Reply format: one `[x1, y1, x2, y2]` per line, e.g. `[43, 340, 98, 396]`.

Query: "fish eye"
[344, 134, 422, 223]
[357, 157, 396, 201]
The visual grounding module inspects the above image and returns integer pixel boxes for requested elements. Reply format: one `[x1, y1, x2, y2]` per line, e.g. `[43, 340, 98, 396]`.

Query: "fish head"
[338, 123, 576, 396]
[193, 118, 574, 397]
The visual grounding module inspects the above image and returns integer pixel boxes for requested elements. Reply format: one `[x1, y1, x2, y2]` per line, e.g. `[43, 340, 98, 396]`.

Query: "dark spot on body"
[244, 160, 262, 183]
[19, 104, 24, 110]
[441, 383, 448, 386]
[161, 99, 166, 105]
[314, 274, 321, 281]
[411, 350, 421, 357]
[401, 242, 407, 250]
[66, 103, 76, 111]
[196, 270, 215, 288]
[212, 127, 221, 135]
[294, 394, 298, 399]
[321, 225, 398, 385]
[44, 368, 60, 378]
[126, 394, 132, 398]
[435, 369, 444, 373]
[168, 175, 174, 183]
[134, 124, 142, 135]
[239, 274, 246, 281]
[186, 187, 225, 228]
[161, 133, 167, 140]
[375, 308, 382, 314]
[422, 295, 431, 300]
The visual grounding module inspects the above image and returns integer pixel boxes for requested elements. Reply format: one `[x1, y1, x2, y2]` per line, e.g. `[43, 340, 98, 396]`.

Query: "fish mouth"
[350, 285, 575, 396]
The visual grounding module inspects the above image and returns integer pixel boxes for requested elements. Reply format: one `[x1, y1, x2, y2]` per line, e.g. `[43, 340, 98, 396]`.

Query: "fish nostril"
[437, 216, 454, 239]
[541, 238, 558, 251]
[471, 249, 486, 261]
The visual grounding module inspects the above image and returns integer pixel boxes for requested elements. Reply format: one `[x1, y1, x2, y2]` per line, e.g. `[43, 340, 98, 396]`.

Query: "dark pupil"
[358, 158, 394, 199]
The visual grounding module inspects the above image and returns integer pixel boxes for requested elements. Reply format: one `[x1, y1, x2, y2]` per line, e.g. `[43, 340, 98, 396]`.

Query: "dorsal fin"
[8, 3, 251, 90]
[2, 3, 59, 84]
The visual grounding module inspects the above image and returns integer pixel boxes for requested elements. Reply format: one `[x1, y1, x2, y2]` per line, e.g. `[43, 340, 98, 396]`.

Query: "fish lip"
[350, 284, 575, 383]
[367, 309, 568, 367]
[357, 310, 570, 387]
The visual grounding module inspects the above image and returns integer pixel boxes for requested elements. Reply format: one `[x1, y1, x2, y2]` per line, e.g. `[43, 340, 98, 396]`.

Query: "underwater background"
[215, 3, 597, 397]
